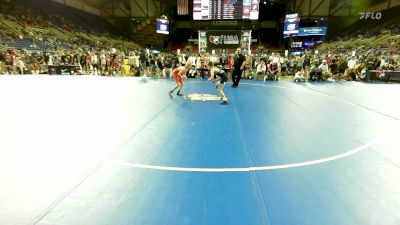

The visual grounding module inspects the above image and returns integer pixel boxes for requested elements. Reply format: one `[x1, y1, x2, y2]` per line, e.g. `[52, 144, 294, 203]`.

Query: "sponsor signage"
[291, 42, 302, 48]
[212, 21, 238, 26]
[208, 35, 240, 45]
[289, 41, 319, 49]
[206, 31, 241, 50]
[285, 13, 298, 19]
[291, 51, 304, 56]
[303, 41, 316, 48]
[188, 39, 199, 43]
[297, 27, 327, 36]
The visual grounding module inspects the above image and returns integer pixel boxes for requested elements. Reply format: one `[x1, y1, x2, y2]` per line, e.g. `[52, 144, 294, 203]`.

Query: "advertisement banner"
[367, 71, 400, 82]
[297, 27, 327, 36]
[285, 13, 299, 19]
[303, 41, 316, 48]
[291, 42, 303, 49]
[206, 31, 241, 50]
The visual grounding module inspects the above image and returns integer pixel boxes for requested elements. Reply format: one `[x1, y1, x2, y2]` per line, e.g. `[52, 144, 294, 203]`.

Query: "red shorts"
[173, 73, 183, 83]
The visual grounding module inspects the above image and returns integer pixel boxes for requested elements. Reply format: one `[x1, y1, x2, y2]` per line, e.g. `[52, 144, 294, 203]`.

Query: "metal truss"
[100, 0, 163, 19]
[295, 0, 358, 17]
[296, 0, 394, 17]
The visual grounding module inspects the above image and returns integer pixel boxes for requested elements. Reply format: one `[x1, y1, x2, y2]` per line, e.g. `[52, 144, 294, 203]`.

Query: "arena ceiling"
[50, 0, 398, 47]
[84, 0, 167, 18]
[51, 0, 166, 18]
[80, 0, 386, 7]
[54, 0, 396, 19]
[293, 0, 395, 17]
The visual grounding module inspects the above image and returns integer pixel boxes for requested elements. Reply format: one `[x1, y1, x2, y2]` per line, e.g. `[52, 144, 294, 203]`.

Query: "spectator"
[256, 59, 266, 79]
[0, 50, 5, 74]
[264, 61, 279, 81]
[318, 59, 332, 81]
[14, 54, 26, 74]
[293, 69, 306, 82]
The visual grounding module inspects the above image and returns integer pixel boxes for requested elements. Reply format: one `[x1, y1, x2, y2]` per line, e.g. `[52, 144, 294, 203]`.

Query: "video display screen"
[193, 0, 259, 20]
[297, 27, 327, 36]
[283, 13, 300, 35]
[156, 19, 169, 34]
[291, 41, 303, 49]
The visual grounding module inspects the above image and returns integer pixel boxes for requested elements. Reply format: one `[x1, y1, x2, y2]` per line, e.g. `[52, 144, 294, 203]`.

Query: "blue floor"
[0, 75, 399, 225]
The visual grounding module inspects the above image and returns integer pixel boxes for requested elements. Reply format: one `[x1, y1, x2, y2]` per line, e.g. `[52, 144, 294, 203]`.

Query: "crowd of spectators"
[0, 0, 138, 66]
[0, 0, 399, 82]
[1, 44, 399, 82]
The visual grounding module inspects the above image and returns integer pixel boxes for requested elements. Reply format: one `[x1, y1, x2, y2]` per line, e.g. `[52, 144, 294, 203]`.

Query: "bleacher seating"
[0, 0, 140, 52]
[332, 5, 400, 41]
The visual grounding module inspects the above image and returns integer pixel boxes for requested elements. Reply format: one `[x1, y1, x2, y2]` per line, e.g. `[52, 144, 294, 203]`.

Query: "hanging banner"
[303, 41, 316, 48]
[206, 31, 241, 51]
[291, 42, 303, 49]
[297, 27, 327, 36]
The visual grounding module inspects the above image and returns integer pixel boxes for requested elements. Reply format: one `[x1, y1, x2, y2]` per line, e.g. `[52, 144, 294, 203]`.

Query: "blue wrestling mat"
[0, 75, 399, 225]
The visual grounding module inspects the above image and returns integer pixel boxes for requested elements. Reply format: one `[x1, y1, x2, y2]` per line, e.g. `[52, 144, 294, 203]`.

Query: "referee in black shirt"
[232, 47, 246, 88]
